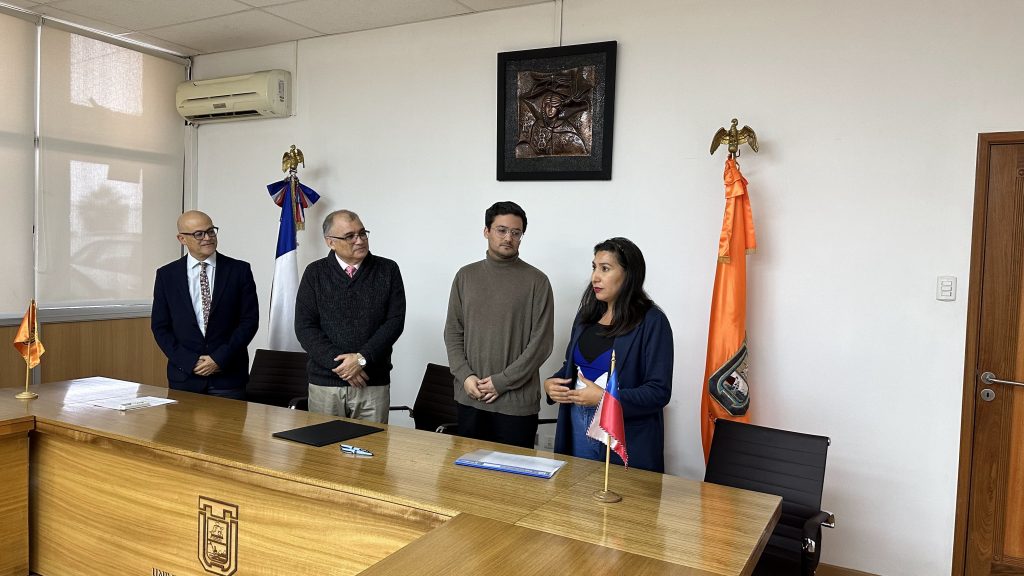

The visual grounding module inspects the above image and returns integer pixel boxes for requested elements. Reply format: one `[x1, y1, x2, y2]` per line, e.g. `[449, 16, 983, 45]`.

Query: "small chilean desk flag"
[701, 156, 755, 462]
[267, 176, 319, 351]
[587, 351, 629, 467]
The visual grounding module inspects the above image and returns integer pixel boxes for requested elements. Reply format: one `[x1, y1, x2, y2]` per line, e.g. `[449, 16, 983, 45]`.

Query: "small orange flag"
[701, 157, 755, 462]
[13, 300, 45, 369]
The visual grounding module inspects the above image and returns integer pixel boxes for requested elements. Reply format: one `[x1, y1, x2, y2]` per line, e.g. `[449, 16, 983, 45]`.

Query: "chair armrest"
[802, 511, 835, 553]
[820, 510, 836, 529]
[288, 396, 308, 410]
[389, 405, 414, 418]
[538, 418, 557, 425]
[436, 422, 457, 433]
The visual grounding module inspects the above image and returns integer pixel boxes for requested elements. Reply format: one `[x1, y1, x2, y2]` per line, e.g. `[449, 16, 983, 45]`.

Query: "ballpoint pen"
[340, 444, 373, 456]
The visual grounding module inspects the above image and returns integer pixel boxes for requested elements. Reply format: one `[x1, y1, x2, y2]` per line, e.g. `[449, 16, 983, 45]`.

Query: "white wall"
[193, 1, 1024, 574]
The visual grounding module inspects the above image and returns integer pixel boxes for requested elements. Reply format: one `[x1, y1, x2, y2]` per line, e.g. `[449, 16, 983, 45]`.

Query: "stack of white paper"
[90, 396, 178, 411]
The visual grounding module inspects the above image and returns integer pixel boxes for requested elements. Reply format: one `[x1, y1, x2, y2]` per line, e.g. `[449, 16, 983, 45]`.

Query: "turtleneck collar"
[485, 250, 520, 265]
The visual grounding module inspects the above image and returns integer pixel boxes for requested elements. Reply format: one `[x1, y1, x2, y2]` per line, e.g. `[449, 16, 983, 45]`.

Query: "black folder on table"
[272, 419, 383, 447]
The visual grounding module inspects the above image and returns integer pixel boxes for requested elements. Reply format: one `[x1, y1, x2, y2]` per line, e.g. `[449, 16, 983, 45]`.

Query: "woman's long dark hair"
[577, 237, 653, 337]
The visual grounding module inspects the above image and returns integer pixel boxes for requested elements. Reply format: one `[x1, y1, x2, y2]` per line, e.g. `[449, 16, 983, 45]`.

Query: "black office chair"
[246, 349, 309, 408]
[704, 419, 834, 576]
[396, 364, 555, 436]
[397, 363, 459, 433]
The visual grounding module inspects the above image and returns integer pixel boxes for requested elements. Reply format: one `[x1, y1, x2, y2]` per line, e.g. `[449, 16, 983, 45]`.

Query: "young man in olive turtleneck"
[444, 201, 554, 448]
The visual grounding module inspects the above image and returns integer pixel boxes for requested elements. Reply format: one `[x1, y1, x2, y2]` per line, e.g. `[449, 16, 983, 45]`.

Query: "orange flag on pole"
[13, 300, 45, 369]
[701, 156, 755, 462]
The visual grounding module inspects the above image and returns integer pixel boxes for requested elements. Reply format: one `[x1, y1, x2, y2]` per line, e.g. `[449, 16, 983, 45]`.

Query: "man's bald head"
[176, 211, 218, 260]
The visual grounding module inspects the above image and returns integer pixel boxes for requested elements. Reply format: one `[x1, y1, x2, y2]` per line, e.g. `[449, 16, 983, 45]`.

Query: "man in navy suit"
[151, 210, 259, 399]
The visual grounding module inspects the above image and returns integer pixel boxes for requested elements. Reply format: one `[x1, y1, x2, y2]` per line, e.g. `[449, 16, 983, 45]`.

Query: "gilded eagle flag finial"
[281, 144, 305, 173]
[710, 118, 758, 157]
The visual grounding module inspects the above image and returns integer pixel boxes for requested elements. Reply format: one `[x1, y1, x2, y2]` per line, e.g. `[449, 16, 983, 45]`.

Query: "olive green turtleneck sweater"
[444, 251, 554, 416]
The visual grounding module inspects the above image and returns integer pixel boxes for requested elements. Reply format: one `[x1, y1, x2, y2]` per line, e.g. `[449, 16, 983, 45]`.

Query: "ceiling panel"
[144, 9, 320, 54]
[264, 0, 471, 35]
[118, 31, 201, 57]
[32, 4, 129, 34]
[235, 0, 302, 7]
[45, 0, 250, 31]
[5, 0, 555, 56]
[456, 0, 549, 11]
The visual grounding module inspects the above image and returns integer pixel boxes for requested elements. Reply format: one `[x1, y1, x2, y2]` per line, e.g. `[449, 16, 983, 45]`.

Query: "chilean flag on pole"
[586, 352, 629, 467]
[267, 177, 319, 351]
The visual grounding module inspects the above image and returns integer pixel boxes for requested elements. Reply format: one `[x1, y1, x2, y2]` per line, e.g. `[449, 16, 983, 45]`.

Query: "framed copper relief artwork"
[497, 41, 617, 181]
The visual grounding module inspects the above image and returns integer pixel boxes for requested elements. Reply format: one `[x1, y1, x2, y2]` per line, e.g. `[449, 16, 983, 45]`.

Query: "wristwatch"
[355, 353, 367, 367]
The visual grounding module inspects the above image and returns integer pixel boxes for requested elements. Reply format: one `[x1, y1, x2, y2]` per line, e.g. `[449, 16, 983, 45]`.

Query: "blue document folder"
[454, 449, 565, 479]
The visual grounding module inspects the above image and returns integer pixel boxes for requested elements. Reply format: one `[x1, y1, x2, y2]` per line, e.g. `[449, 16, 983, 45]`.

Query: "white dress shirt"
[334, 253, 360, 275]
[186, 253, 217, 336]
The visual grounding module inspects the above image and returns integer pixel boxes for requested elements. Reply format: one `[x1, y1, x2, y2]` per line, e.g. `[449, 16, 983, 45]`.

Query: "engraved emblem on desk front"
[198, 497, 239, 576]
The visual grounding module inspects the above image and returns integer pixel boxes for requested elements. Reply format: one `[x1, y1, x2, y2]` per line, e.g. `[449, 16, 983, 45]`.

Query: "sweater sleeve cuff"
[490, 372, 510, 394]
[453, 368, 475, 386]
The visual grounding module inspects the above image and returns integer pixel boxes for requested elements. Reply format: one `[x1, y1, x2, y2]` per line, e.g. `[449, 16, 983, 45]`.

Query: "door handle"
[980, 371, 1024, 388]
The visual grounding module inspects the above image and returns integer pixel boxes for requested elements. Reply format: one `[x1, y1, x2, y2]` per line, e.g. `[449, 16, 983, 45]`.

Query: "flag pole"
[603, 443, 611, 491]
[593, 351, 622, 503]
[16, 300, 39, 399]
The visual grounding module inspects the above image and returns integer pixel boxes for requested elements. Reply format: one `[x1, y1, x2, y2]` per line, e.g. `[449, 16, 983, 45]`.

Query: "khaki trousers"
[308, 383, 390, 424]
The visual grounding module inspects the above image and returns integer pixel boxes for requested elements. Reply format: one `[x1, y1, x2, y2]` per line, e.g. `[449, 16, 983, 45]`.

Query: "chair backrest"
[704, 419, 830, 574]
[412, 363, 458, 432]
[246, 349, 309, 408]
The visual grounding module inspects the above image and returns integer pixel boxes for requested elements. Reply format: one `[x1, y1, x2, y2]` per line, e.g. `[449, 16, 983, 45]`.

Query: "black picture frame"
[497, 41, 617, 181]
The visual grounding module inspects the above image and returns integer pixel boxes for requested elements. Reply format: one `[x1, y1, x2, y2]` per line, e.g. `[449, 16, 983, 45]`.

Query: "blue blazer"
[549, 306, 674, 472]
[151, 253, 259, 393]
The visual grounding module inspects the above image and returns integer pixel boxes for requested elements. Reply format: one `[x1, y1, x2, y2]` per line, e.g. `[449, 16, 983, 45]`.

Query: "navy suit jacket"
[151, 253, 259, 393]
[549, 306, 674, 472]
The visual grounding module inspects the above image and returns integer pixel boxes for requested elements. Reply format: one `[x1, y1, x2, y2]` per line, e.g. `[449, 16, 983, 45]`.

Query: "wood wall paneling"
[38, 318, 166, 387]
[0, 326, 28, 390]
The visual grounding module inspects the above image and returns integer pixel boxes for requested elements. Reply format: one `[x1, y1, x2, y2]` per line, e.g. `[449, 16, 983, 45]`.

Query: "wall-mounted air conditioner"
[176, 69, 291, 124]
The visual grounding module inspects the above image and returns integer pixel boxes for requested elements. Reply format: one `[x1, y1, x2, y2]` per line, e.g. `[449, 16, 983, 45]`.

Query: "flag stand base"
[592, 490, 622, 503]
[15, 391, 37, 400]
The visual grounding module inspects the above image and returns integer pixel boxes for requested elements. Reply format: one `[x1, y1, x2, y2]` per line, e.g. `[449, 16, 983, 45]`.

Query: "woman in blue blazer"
[544, 237, 674, 473]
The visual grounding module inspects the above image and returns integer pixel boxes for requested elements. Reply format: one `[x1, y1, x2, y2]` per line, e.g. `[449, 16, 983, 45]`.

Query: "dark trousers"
[457, 403, 538, 449]
[207, 387, 245, 400]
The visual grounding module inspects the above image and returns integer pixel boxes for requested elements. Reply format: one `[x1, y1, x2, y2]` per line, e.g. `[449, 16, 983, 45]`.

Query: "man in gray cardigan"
[295, 210, 405, 423]
[444, 201, 554, 448]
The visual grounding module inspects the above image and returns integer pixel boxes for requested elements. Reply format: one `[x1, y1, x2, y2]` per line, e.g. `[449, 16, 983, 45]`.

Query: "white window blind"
[0, 13, 37, 318]
[38, 28, 185, 308]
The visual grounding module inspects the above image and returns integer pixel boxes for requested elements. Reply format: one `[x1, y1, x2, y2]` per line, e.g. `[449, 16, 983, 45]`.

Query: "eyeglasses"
[180, 227, 218, 240]
[491, 226, 524, 240]
[326, 230, 370, 243]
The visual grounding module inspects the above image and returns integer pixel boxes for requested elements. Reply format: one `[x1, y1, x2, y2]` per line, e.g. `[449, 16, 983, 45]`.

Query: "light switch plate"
[937, 275, 957, 301]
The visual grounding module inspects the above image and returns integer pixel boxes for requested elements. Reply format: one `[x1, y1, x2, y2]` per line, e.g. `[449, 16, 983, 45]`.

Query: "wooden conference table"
[0, 377, 780, 576]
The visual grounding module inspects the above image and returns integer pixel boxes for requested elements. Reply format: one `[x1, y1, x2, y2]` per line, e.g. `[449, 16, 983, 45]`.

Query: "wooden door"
[954, 133, 1024, 576]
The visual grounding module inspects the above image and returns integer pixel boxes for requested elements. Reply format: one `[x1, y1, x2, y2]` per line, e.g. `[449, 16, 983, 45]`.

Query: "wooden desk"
[0, 403, 32, 576]
[360, 513, 718, 576]
[1, 378, 780, 576]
